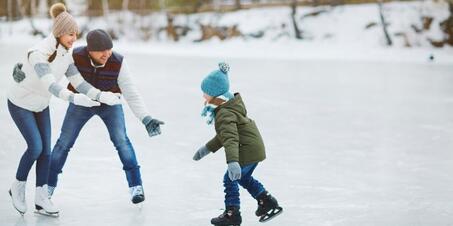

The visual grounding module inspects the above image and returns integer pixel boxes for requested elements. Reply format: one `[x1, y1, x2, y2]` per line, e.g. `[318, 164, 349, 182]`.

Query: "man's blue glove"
[227, 162, 241, 181]
[13, 63, 25, 83]
[142, 115, 164, 137]
[193, 146, 210, 161]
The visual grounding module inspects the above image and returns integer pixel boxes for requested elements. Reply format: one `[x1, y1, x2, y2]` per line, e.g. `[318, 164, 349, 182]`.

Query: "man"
[13, 29, 164, 205]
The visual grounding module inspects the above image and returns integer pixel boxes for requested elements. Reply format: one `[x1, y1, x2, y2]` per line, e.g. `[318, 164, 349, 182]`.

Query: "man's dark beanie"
[87, 29, 113, 51]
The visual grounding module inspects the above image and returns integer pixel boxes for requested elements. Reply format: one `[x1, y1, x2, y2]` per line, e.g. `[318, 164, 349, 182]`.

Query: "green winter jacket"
[205, 93, 266, 166]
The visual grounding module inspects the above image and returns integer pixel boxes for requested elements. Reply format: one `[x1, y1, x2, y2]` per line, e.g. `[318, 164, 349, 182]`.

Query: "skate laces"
[218, 210, 230, 218]
[48, 186, 55, 198]
[130, 185, 143, 196]
[39, 188, 53, 204]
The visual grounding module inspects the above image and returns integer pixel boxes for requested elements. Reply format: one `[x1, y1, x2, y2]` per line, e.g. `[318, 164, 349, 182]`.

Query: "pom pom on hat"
[218, 62, 230, 74]
[50, 3, 66, 19]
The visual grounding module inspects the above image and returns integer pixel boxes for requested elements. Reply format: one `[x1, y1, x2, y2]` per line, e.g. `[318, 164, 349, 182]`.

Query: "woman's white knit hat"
[50, 3, 79, 37]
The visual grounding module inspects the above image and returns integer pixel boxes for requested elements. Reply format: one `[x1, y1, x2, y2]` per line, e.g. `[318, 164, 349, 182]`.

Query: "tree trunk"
[30, 0, 36, 17]
[7, 0, 12, 21]
[378, 0, 392, 46]
[16, 0, 25, 18]
[235, 0, 241, 10]
[38, 0, 47, 17]
[291, 0, 303, 40]
[159, 0, 165, 11]
[441, 0, 453, 45]
[122, 0, 129, 11]
[17, 0, 45, 37]
[102, 0, 109, 16]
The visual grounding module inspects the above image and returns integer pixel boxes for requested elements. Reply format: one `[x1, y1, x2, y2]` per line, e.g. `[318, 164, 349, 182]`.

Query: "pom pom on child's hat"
[201, 62, 230, 97]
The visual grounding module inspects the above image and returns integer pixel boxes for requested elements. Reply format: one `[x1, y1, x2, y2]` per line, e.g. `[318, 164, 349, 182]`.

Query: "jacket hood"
[216, 93, 247, 116]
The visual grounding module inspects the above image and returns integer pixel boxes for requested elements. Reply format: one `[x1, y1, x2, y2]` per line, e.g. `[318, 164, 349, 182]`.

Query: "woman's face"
[59, 32, 77, 49]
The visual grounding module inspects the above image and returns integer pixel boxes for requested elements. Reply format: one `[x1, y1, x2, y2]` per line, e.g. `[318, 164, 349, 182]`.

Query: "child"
[193, 63, 283, 225]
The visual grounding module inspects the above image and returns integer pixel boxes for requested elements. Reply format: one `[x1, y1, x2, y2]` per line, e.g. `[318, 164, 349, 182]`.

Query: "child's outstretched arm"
[193, 136, 222, 161]
[206, 135, 222, 153]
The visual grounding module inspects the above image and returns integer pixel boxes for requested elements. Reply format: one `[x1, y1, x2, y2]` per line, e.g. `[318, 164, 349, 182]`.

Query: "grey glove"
[142, 115, 164, 137]
[227, 162, 241, 181]
[193, 146, 210, 161]
[13, 63, 25, 83]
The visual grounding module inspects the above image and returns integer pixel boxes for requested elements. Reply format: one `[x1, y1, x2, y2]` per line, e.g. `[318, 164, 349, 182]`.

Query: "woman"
[8, 3, 121, 216]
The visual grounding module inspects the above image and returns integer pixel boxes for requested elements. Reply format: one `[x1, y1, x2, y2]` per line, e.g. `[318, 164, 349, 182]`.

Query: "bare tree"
[30, 0, 36, 17]
[291, 0, 303, 39]
[7, 0, 13, 21]
[38, 0, 47, 17]
[16, 0, 45, 37]
[235, 0, 241, 10]
[102, 0, 109, 16]
[378, 0, 392, 46]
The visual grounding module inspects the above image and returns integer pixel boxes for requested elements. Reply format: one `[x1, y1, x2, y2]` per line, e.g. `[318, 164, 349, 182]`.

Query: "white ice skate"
[34, 185, 59, 217]
[9, 179, 27, 215]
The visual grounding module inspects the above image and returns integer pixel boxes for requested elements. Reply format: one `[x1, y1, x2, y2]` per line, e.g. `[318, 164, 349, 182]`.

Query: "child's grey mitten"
[193, 146, 210, 161]
[227, 162, 241, 181]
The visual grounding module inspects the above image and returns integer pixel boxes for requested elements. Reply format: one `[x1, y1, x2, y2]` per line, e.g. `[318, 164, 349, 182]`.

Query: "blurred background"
[0, 0, 452, 50]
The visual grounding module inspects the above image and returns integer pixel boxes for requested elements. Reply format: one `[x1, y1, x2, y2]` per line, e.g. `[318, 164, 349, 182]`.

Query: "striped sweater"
[7, 34, 103, 112]
[7, 34, 150, 122]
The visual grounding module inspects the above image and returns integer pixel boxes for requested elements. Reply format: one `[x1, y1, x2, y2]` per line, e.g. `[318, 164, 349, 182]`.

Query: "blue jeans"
[224, 163, 266, 208]
[8, 100, 51, 187]
[48, 103, 142, 188]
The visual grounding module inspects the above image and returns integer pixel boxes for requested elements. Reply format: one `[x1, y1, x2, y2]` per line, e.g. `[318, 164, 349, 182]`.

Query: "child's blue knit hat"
[201, 62, 230, 97]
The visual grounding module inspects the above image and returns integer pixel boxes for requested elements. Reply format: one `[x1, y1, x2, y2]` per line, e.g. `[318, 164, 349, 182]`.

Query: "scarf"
[201, 92, 234, 125]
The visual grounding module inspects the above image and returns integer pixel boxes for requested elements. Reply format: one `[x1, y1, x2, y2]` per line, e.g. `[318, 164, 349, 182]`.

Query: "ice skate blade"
[135, 202, 144, 210]
[212, 224, 240, 226]
[34, 206, 59, 218]
[259, 207, 283, 223]
[34, 209, 59, 217]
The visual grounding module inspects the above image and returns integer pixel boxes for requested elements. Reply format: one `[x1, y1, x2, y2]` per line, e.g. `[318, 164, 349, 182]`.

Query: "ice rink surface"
[1, 43, 453, 226]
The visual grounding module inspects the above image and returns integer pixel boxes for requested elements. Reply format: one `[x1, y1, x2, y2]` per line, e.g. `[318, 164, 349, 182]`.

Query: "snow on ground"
[0, 1, 451, 48]
[1, 38, 453, 226]
[1, 1, 453, 65]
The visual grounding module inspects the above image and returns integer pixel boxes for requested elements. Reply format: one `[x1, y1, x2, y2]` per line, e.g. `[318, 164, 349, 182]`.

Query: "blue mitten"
[13, 63, 25, 83]
[193, 146, 210, 161]
[227, 162, 241, 181]
[142, 115, 164, 137]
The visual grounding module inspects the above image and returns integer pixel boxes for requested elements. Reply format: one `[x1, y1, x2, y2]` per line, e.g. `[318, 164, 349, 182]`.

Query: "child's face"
[203, 93, 213, 103]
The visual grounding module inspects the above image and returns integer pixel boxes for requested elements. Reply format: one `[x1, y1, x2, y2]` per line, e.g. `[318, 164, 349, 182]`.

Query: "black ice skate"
[34, 185, 59, 217]
[255, 191, 283, 223]
[34, 205, 59, 217]
[130, 185, 145, 204]
[211, 206, 242, 226]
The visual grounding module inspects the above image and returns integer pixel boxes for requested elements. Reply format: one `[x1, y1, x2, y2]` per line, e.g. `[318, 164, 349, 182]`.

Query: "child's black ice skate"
[130, 185, 145, 204]
[211, 206, 242, 226]
[255, 191, 283, 223]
